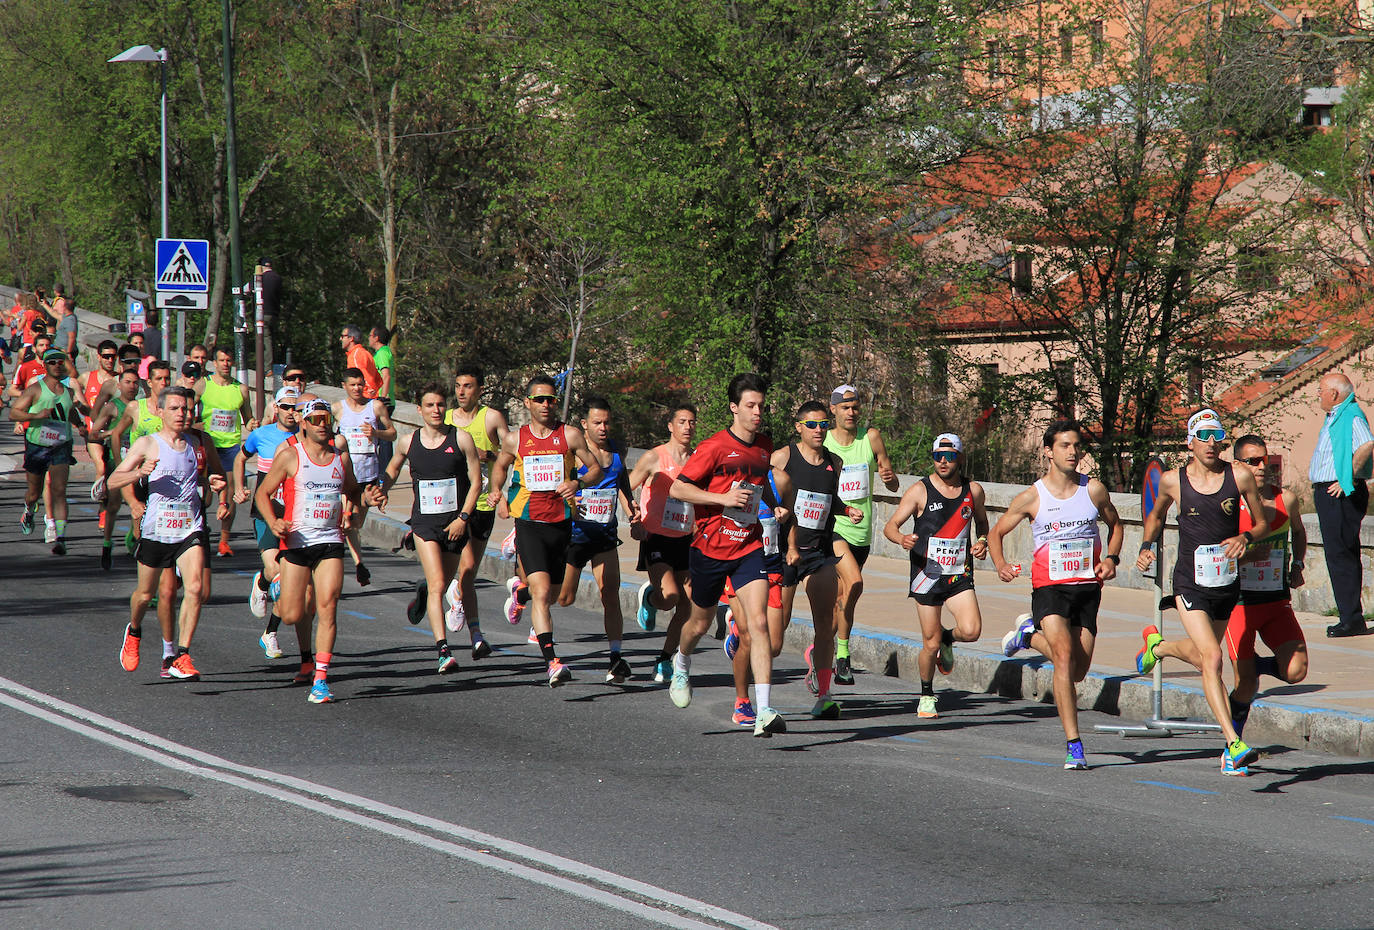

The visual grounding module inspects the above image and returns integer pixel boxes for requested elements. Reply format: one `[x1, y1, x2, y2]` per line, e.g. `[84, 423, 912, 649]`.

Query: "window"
[978, 363, 1001, 410]
[1012, 251, 1032, 295]
[986, 39, 1001, 79]
[929, 347, 949, 399]
[1304, 105, 1334, 128]
[1090, 20, 1105, 64]
[1060, 27, 1074, 67]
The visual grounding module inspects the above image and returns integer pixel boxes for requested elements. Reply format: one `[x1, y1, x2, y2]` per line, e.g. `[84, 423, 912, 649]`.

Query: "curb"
[355, 511, 1374, 759]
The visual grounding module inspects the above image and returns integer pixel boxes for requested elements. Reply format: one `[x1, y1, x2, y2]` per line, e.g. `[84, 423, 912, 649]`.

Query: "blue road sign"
[155, 238, 210, 293]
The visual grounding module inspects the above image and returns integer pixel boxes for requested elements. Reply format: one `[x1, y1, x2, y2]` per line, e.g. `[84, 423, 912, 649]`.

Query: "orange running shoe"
[293, 662, 316, 684]
[217, 539, 233, 558]
[98, 511, 107, 530]
[167, 653, 200, 680]
[119, 624, 140, 672]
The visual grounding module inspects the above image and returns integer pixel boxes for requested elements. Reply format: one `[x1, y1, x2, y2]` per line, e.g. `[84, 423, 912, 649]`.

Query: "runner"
[254, 394, 370, 703]
[9, 332, 52, 398]
[333, 366, 397, 586]
[1135, 433, 1309, 775]
[10, 348, 84, 554]
[88, 367, 142, 568]
[109, 386, 227, 680]
[82, 339, 120, 505]
[443, 363, 509, 654]
[1134, 408, 1269, 773]
[775, 401, 863, 721]
[376, 382, 482, 674]
[882, 433, 989, 719]
[666, 372, 785, 736]
[628, 404, 698, 683]
[988, 420, 1124, 769]
[196, 345, 257, 556]
[485, 374, 603, 687]
[236, 387, 301, 661]
[188, 344, 209, 370]
[823, 384, 899, 685]
[555, 395, 638, 684]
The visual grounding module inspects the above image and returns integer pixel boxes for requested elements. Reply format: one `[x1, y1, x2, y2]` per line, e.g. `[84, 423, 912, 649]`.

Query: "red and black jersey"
[677, 428, 773, 561]
[909, 477, 974, 592]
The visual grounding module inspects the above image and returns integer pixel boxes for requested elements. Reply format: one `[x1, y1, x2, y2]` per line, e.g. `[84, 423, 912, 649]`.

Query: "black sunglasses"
[1237, 455, 1267, 466]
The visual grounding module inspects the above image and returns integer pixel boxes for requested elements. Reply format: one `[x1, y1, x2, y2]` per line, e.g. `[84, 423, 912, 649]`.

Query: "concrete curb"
[354, 510, 1374, 759]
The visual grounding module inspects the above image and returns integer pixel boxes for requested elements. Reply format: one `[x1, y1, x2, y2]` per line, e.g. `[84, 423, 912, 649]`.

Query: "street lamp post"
[109, 45, 181, 371]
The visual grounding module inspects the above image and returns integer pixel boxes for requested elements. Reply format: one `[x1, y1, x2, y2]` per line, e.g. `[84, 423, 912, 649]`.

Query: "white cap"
[829, 384, 858, 405]
[274, 386, 300, 405]
[933, 432, 963, 452]
[1186, 408, 1225, 441]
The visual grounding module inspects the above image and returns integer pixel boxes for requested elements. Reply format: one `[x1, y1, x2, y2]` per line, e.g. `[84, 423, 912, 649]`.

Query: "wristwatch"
[1103, 553, 1120, 565]
[458, 511, 470, 521]
[1290, 559, 1304, 570]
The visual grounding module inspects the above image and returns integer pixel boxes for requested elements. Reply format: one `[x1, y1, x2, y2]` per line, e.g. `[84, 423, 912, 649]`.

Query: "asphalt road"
[2, 437, 1374, 928]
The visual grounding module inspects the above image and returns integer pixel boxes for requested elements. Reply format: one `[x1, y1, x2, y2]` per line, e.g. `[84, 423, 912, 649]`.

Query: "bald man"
[1309, 371, 1373, 637]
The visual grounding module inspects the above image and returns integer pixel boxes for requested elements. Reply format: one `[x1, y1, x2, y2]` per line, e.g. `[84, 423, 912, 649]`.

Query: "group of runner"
[5, 334, 1309, 771]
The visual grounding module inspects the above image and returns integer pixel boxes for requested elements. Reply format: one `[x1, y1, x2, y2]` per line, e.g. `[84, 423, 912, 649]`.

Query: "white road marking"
[0, 676, 776, 930]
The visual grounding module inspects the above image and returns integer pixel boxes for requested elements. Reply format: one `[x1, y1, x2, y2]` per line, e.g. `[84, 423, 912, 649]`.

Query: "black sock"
[1254, 655, 1280, 681]
[127, 625, 141, 638]
[436, 638, 450, 655]
[941, 627, 954, 646]
[921, 679, 934, 696]
[537, 631, 556, 662]
[1229, 693, 1251, 728]
[517, 586, 532, 606]
[257, 573, 271, 591]
[609, 650, 621, 663]
[655, 650, 672, 664]
[302, 650, 314, 665]
[266, 613, 281, 634]
[177, 646, 189, 656]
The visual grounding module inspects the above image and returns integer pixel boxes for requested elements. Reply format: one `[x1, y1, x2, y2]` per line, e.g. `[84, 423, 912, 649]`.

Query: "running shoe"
[753, 707, 787, 737]
[834, 655, 855, 685]
[444, 579, 466, 632]
[120, 625, 140, 672]
[44, 523, 57, 544]
[437, 652, 460, 675]
[471, 638, 492, 660]
[407, 579, 428, 626]
[90, 475, 106, 502]
[249, 571, 269, 619]
[51, 537, 65, 556]
[810, 698, 841, 720]
[260, 632, 284, 659]
[124, 528, 137, 555]
[1002, 613, 1036, 657]
[527, 628, 540, 645]
[217, 539, 233, 558]
[917, 694, 938, 718]
[723, 614, 739, 660]
[937, 639, 955, 675]
[100, 545, 112, 571]
[167, 653, 200, 680]
[160, 656, 175, 679]
[1064, 742, 1088, 771]
[669, 669, 692, 707]
[547, 659, 572, 687]
[308, 679, 334, 703]
[268, 578, 281, 602]
[1220, 750, 1249, 777]
[732, 698, 756, 726]
[1135, 624, 1162, 675]
[19, 509, 33, 536]
[803, 643, 819, 695]
[1224, 739, 1259, 770]
[606, 657, 632, 684]
[500, 528, 517, 560]
[293, 662, 316, 684]
[635, 580, 658, 632]
[653, 658, 672, 684]
[98, 510, 107, 530]
[356, 562, 371, 587]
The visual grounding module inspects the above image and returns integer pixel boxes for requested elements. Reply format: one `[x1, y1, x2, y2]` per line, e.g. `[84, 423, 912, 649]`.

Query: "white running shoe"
[500, 528, 517, 560]
[44, 523, 57, 544]
[90, 475, 107, 502]
[444, 578, 466, 632]
[259, 632, 284, 659]
[249, 571, 269, 619]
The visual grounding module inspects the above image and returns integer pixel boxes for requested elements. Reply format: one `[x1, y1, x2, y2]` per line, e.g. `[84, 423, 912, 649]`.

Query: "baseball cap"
[274, 386, 300, 405]
[42, 349, 67, 363]
[829, 384, 859, 405]
[932, 432, 963, 453]
[1187, 409, 1225, 440]
[181, 361, 203, 379]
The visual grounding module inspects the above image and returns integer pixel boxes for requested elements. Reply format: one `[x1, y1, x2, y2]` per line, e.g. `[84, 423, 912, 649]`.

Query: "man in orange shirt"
[339, 325, 382, 399]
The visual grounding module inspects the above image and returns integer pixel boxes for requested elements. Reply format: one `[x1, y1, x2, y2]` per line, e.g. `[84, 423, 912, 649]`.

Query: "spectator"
[52, 293, 77, 358]
[339, 324, 381, 399]
[1310, 370, 1373, 638]
[368, 324, 397, 466]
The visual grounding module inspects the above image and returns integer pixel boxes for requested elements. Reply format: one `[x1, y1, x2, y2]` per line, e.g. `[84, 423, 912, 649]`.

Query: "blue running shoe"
[19, 509, 34, 536]
[732, 698, 756, 726]
[636, 581, 658, 632]
[723, 615, 739, 660]
[269, 577, 281, 602]
[308, 679, 334, 704]
[1002, 613, 1036, 657]
[1220, 750, 1249, 776]
[653, 658, 672, 684]
[1064, 741, 1087, 771]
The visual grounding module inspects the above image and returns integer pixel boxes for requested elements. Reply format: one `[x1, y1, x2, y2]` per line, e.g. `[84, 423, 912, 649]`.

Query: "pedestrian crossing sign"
[155, 238, 210, 293]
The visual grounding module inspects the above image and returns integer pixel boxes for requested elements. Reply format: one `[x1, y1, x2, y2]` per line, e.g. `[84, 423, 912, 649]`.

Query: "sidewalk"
[361, 477, 1374, 759]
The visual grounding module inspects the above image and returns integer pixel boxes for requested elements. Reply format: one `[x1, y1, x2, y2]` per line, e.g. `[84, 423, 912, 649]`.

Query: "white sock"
[162, 640, 177, 659]
[756, 683, 772, 711]
[673, 650, 690, 674]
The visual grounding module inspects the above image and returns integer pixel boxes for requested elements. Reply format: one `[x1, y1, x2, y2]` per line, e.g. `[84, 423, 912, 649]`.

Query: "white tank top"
[141, 433, 205, 543]
[281, 438, 345, 548]
[337, 400, 380, 483]
[1029, 476, 1101, 588]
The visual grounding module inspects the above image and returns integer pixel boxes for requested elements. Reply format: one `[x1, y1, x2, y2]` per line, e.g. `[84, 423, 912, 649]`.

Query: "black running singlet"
[1173, 465, 1241, 595]
[408, 426, 471, 536]
[783, 442, 842, 551]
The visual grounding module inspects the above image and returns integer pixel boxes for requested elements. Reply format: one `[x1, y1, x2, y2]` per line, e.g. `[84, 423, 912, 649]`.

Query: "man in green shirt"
[195, 345, 258, 556]
[368, 325, 397, 465]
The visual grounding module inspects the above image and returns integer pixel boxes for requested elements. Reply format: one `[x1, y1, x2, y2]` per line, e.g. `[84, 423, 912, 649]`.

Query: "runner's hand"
[138, 457, 159, 477]
[846, 506, 863, 524]
[772, 507, 790, 524]
[1135, 547, 1156, 572]
[1290, 565, 1305, 588]
[786, 547, 801, 568]
[485, 489, 501, 510]
[556, 479, 579, 503]
[270, 516, 288, 536]
[997, 563, 1019, 583]
[900, 533, 917, 551]
[445, 515, 468, 541]
[629, 521, 646, 541]
[971, 539, 988, 560]
[234, 487, 249, 505]
[217, 500, 230, 521]
[1095, 558, 1118, 582]
[1221, 533, 1248, 559]
[130, 501, 146, 522]
[723, 485, 754, 509]
[208, 474, 227, 493]
[878, 462, 896, 484]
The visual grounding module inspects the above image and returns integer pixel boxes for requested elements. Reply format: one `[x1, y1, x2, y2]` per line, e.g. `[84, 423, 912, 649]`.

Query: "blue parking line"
[983, 754, 1057, 767]
[1134, 780, 1217, 795]
[887, 735, 928, 745]
[341, 610, 374, 620]
[1331, 815, 1374, 827]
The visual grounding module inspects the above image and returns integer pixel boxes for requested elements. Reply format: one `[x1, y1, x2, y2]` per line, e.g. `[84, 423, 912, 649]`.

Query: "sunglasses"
[44, 358, 65, 365]
[278, 404, 297, 412]
[933, 450, 958, 463]
[528, 394, 558, 404]
[304, 413, 333, 425]
[1237, 455, 1267, 466]
[799, 419, 832, 430]
[100, 353, 118, 360]
[1193, 428, 1226, 442]
[284, 374, 305, 381]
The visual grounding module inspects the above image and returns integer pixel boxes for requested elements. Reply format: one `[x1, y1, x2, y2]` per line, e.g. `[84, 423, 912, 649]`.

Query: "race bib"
[1240, 554, 1285, 592]
[35, 422, 64, 447]
[1193, 543, 1238, 587]
[721, 481, 761, 527]
[418, 478, 458, 515]
[524, 454, 564, 491]
[155, 503, 194, 539]
[795, 489, 832, 530]
[209, 409, 237, 433]
[928, 535, 967, 575]
[300, 491, 342, 528]
[838, 463, 870, 502]
[761, 515, 780, 555]
[580, 486, 616, 524]
[661, 497, 694, 533]
[344, 427, 376, 456]
[1048, 539, 1096, 582]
